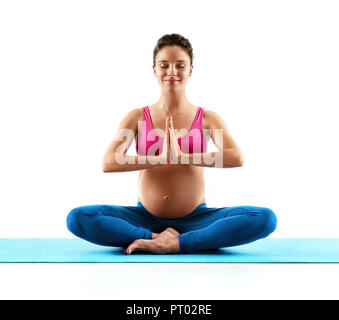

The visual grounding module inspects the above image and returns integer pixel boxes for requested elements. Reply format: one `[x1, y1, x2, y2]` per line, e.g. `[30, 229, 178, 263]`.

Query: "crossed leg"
[125, 206, 277, 254]
[66, 204, 277, 254]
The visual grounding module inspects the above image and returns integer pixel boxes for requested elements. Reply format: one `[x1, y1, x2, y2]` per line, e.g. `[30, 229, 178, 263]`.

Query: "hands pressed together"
[158, 117, 184, 164]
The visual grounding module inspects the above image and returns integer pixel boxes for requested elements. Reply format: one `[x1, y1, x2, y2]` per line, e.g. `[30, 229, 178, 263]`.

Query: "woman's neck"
[156, 91, 191, 115]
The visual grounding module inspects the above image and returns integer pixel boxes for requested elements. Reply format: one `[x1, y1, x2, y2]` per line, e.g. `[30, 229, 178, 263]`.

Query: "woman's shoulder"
[124, 107, 144, 122]
[201, 107, 223, 130]
[116, 107, 144, 133]
[202, 107, 221, 118]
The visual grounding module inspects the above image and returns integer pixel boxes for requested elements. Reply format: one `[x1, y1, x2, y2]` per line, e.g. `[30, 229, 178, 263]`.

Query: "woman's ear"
[189, 64, 193, 76]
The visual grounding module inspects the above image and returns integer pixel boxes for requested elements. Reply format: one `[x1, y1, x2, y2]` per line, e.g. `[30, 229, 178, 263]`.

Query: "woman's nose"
[167, 66, 176, 75]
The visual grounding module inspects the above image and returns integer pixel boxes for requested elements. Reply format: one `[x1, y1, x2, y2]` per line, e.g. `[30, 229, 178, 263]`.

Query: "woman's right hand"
[158, 117, 170, 164]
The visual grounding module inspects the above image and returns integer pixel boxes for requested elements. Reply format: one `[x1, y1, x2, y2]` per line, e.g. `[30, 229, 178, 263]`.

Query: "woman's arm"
[180, 110, 244, 168]
[181, 149, 243, 168]
[102, 108, 163, 173]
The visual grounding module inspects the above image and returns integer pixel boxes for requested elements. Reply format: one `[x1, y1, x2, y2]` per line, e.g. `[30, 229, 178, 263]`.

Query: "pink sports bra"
[136, 106, 208, 156]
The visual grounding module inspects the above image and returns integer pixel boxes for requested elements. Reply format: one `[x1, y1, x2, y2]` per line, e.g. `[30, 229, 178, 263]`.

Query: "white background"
[1, 0, 338, 239]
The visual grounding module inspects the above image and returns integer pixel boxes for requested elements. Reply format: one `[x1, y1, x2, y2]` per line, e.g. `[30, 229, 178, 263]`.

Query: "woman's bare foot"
[152, 228, 179, 239]
[152, 232, 160, 239]
[124, 227, 180, 254]
[164, 228, 180, 237]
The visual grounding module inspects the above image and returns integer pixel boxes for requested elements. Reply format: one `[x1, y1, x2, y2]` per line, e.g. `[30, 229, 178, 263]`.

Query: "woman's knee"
[258, 207, 277, 237]
[66, 206, 96, 237]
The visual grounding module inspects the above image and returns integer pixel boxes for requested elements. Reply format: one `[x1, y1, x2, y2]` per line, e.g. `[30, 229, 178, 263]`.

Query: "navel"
[163, 195, 169, 200]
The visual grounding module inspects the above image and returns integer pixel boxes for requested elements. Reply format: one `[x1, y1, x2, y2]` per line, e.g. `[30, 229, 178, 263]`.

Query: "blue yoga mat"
[1, 238, 339, 263]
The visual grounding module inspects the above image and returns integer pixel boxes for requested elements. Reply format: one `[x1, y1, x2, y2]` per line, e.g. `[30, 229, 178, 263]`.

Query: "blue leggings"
[66, 202, 277, 253]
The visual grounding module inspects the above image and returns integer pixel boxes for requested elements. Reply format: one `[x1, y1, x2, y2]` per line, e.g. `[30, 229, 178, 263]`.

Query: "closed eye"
[160, 66, 185, 69]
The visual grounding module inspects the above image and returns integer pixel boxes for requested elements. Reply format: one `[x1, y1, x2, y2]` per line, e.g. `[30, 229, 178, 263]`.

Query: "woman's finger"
[165, 117, 170, 140]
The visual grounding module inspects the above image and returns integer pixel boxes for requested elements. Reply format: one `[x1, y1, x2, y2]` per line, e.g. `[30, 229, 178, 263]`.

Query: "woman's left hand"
[168, 117, 183, 162]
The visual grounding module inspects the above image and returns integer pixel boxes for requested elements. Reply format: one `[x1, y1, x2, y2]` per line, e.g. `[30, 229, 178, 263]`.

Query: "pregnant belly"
[138, 165, 206, 219]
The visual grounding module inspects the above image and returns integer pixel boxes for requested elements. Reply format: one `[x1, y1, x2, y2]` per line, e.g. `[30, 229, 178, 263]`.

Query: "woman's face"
[153, 45, 193, 90]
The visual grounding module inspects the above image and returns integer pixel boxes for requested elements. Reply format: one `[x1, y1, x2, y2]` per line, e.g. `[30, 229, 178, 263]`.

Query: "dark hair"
[153, 33, 194, 66]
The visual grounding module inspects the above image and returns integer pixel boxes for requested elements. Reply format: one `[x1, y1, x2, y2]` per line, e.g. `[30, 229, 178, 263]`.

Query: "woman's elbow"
[102, 153, 125, 172]
[102, 162, 118, 173]
[221, 149, 244, 168]
[102, 160, 109, 172]
[237, 152, 244, 167]
[232, 149, 244, 167]
[102, 157, 115, 172]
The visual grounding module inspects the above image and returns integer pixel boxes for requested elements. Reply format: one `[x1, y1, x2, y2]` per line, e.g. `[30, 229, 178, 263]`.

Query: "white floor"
[0, 263, 338, 300]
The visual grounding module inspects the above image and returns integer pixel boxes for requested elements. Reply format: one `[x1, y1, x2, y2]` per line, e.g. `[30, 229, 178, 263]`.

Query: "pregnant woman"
[66, 33, 277, 254]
